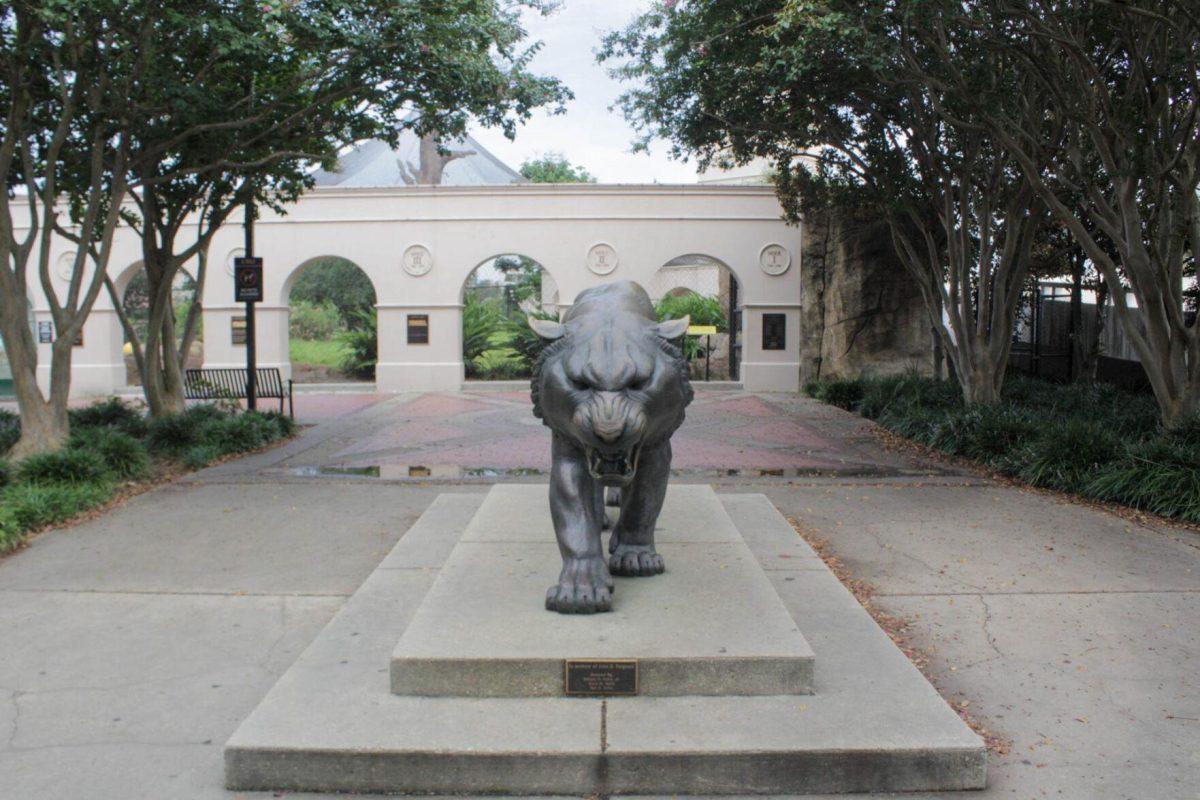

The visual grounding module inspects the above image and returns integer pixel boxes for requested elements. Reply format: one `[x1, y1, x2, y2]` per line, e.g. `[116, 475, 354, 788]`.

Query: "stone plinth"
[390, 485, 814, 697]
[225, 487, 986, 795]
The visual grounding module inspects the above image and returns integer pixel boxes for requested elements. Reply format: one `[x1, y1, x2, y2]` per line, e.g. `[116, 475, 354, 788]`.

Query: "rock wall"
[800, 210, 933, 384]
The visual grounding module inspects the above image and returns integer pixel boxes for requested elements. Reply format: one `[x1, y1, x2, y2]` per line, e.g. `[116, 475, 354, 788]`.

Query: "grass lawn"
[290, 338, 348, 368]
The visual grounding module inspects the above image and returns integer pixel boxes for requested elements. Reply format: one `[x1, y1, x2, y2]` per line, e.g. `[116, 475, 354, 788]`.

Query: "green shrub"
[1164, 413, 1200, 449]
[803, 379, 825, 398]
[198, 412, 279, 455]
[0, 459, 9, 488]
[462, 296, 503, 376]
[339, 309, 377, 379]
[929, 406, 1040, 465]
[472, 348, 530, 380]
[258, 410, 297, 438]
[856, 374, 912, 419]
[0, 505, 22, 553]
[815, 379, 865, 411]
[504, 310, 558, 366]
[182, 444, 222, 470]
[1, 481, 114, 531]
[654, 293, 727, 331]
[1016, 420, 1122, 492]
[0, 409, 19, 454]
[69, 428, 150, 480]
[146, 411, 206, 454]
[68, 397, 148, 437]
[17, 447, 111, 485]
[288, 299, 344, 340]
[1086, 439, 1200, 523]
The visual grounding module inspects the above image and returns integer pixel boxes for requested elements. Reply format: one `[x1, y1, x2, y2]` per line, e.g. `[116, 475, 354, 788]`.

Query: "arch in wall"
[460, 253, 559, 380]
[112, 261, 203, 386]
[652, 254, 742, 381]
[282, 255, 379, 383]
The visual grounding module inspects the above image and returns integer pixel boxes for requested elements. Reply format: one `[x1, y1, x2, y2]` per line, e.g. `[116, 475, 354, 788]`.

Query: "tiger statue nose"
[592, 391, 628, 443]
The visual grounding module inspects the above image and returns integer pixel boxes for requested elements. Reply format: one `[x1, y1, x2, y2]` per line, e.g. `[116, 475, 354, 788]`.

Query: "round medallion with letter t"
[586, 243, 618, 275]
[759, 243, 791, 276]
[402, 244, 433, 277]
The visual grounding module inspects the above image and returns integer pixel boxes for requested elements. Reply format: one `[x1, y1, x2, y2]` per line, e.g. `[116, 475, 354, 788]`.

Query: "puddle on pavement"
[287, 464, 849, 480]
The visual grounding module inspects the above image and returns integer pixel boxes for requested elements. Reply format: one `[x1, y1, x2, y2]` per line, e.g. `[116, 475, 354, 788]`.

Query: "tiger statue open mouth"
[530, 280, 693, 614]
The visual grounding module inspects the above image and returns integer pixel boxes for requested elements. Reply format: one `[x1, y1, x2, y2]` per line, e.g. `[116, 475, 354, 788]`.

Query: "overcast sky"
[468, 0, 701, 185]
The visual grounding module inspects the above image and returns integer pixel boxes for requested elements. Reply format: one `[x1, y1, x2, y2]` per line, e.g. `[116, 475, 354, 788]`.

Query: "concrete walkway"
[0, 390, 1196, 799]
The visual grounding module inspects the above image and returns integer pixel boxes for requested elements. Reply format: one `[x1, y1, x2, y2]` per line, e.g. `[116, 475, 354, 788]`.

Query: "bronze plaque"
[407, 314, 429, 344]
[762, 313, 786, 351]
[564, 659, 639, 696]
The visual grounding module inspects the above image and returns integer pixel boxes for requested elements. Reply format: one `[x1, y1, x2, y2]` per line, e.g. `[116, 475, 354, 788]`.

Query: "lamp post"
[234, 201, 263, 410]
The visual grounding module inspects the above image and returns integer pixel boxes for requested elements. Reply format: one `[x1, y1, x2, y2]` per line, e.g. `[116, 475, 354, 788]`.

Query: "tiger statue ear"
[528, 317, 566, 340]
[654, 315, 690, 340]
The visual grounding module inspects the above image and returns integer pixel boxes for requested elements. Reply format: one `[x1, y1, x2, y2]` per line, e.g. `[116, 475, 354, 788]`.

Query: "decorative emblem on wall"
[55, 251, 77, 281]
[402, 244, 433, 276]
[224, 248, 245, 277]
[759, 243, 791, 276]
[586, 243, 618, 276]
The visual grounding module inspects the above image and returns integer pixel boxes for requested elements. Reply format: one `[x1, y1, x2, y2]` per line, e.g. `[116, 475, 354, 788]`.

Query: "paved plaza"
[0, 389, 1196, 799]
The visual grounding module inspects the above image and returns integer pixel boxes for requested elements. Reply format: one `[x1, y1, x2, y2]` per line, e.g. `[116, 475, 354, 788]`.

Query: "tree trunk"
[0, 329, 68, 458]
[1068, 247, 1085, 383]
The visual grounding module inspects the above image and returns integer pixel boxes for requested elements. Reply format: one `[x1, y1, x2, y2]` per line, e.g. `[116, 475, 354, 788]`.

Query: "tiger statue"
[529, 280, 693, 613]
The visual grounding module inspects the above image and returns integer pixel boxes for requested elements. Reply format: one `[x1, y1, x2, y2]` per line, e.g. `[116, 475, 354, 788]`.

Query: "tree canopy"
[520, 153, 596, 183]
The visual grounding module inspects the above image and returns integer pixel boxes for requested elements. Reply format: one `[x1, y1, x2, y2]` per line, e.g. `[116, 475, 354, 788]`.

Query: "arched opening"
[284, 256, 377, 383]
[461, 254, 558, 381]
[0, 297, 34, 398]
[651, 255, 741, 381]
[117, 265, 202, 386]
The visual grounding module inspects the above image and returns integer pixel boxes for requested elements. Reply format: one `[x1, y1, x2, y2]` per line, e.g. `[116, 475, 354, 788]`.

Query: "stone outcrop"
[800, 209, 933, 384]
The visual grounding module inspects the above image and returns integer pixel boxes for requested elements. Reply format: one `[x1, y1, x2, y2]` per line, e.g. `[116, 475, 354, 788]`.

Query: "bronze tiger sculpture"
[529, 281, 693, 614]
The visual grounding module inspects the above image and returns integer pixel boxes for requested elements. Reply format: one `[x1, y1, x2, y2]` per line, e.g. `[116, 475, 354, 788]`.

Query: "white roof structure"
[312, 131, 527, 188]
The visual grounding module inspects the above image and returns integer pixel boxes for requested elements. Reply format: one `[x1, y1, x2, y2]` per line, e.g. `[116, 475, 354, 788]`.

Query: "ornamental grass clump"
[1015, 420, 1122, 493]
[0, 482, 115, 532]
[1086, 439, 1200, 523]
[929, 406, 1040, 467]
[68, 397, 148, 438]
[17, 447, 111, 485]
[69, 428, 150, 480]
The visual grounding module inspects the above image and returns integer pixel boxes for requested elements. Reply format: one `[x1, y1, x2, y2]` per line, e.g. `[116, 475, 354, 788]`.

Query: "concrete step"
[390, 486, 814, 697]
[225, 488, 986, 795]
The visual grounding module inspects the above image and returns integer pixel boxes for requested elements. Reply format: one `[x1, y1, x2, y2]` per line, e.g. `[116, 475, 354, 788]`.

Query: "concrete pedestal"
[225, 487, 986, 795]
[391, 486, 814, 697]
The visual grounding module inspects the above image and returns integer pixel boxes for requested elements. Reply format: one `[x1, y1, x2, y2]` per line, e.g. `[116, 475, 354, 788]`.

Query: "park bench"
[183, 368, 294, 418]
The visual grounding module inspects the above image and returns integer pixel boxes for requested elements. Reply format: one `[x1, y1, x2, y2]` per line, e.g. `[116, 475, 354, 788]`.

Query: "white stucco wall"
[15, 183, 804, 395]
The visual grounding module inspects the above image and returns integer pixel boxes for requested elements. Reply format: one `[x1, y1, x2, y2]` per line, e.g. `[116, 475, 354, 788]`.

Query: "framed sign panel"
[231, 316, 248, 345]
[407, 314, 429, 345]
[762, 313, 786, 351]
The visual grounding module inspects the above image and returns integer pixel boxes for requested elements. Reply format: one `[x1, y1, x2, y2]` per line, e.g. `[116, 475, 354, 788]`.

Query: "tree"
[0, 3, 140, 456]
[961, 1, 1200, 427]
[84, 0, 567, 417]
[601, 0, 1046, 405]
[520, 153, 596, 183]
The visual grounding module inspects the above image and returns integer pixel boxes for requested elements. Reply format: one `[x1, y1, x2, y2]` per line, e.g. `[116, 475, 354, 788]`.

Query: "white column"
[375, 304, 463, 391]
[739, 303, 802, 392]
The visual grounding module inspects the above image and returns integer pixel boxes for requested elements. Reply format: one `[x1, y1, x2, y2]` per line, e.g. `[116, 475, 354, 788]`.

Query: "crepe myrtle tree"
[0, 3, 141, 457]
[601, 0, 1049, 405]
[56, 0, 567, 418]
[950, 1, 1200, 427]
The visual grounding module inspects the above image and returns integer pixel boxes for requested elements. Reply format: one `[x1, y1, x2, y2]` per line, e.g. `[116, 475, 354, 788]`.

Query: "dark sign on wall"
[762, 313, 786, 351]
[37, 321, 53, 344]
[407, 314, 429, 345]
[231, 316, 247, 345]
